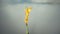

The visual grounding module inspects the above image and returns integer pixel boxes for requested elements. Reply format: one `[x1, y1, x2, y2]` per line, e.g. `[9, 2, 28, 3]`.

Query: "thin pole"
[26, 24, 29, 34]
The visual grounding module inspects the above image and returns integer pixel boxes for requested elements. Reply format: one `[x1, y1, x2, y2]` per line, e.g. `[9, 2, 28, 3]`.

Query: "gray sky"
[2, 0, 60, 4]
[1, 0, 60, 34]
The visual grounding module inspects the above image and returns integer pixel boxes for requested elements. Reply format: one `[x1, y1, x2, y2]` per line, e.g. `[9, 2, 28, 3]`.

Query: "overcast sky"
[1, 0, 60, 34]
[2, 0, 60, 4]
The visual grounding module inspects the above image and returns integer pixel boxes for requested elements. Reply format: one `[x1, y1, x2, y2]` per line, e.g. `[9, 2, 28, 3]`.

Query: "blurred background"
[1, 0, 60, 34]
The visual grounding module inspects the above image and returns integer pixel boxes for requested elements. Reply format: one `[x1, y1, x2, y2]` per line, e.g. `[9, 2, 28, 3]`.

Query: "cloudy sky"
[1, 0, 60, 34]
[2, 0, 60, 4]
